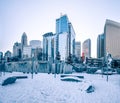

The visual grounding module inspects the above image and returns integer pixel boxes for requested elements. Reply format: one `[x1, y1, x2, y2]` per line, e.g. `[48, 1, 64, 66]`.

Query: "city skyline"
[1, 0, 120, 57]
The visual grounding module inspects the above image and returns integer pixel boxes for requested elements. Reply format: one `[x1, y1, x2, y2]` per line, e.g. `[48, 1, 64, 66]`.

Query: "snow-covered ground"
[0, 72, 120, 103]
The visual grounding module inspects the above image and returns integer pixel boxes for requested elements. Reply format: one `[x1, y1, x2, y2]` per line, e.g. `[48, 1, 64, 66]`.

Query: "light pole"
[31, 54, 34, 79]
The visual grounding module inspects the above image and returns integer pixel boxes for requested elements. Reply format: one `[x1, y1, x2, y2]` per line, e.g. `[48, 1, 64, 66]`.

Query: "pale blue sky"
[0, 0, 120, 57]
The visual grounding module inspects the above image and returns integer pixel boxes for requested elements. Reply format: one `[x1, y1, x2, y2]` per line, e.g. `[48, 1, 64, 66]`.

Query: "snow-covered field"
[0, 72, 120, 103]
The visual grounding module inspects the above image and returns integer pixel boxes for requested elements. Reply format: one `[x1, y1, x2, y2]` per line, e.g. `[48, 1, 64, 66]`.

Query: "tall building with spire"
[21, 32, 28, 59]
[21, 32, 28, 50]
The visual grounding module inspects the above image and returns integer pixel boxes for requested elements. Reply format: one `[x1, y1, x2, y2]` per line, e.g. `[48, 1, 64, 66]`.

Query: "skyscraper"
[82, 39, 91, 58]
[97, 34, 104, 58]
[43, 32, 55, 61]
[75, 41, 81, 58]
[56, 14, 76, 61]
[56, 15, 69, 34]
[21, 32, 28, 50]
[104, 19, 120, 59]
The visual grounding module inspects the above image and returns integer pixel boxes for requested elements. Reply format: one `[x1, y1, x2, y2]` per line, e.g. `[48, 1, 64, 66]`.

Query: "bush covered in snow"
[86, 67, 97, 74]
[72, 65, 87, 73]
[117, 68, 120, 74]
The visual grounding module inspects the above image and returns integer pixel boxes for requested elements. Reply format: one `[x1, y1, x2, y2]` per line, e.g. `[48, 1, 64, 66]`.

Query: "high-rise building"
[82, 39, 91, 58]
[56, 15, 76, 61]
[56, 15, 69, 34]
[97, 34, 104, 58]
[13, 42, 22, 58]
[59, 32, 68, 60]
[43, 32, 55, 60]
[104, 19, 120, 59]
[75, 42, 81, 58]
[21, 32, 28, 50]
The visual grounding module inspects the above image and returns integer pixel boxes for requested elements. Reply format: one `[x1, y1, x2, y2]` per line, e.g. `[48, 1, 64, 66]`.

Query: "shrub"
[73, 66, 86, 72]
[117, 68, 120, 74]
[87, 67, 97, 74]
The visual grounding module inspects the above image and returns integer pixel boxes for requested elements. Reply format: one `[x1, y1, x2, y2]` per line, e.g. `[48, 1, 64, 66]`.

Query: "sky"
[0, 0, 120, 57]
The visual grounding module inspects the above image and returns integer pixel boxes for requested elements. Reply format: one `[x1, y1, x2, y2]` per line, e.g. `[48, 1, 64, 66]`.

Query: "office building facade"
[75, 42, 81, 58]
[97, 34, 104, 58]
[22, 46, 31, 59]
[30, 40, 42, 60]
[43, 32, 55, 61]
[82, 39, 91, 58]
[104, 19, 120, 59]
[56, 15, 75, 61]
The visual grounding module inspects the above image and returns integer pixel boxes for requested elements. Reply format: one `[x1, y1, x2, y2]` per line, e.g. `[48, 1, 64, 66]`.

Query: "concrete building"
[75, 42, 81, 58]
[82, 39, 91, 58]
[104, 19, 120, 59]
[43, 32, 55, 61]
[97, 34, 104, 58]
[56, 15, 76, 61]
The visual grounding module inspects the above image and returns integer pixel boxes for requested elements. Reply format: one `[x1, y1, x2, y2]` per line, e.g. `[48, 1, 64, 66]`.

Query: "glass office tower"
[56, 15, 76, 61]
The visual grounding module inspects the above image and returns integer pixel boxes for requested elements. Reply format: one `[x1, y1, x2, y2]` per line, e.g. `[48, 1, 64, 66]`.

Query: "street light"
[31, 54, 34, 79]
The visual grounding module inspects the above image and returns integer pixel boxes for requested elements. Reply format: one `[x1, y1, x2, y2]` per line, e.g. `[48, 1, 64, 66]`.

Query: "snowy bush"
[86, 67, 97, 74]
[117, 68, 120, 74]
[73, 66, 86, 72]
